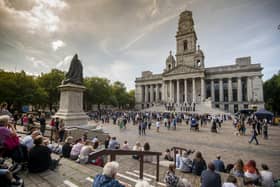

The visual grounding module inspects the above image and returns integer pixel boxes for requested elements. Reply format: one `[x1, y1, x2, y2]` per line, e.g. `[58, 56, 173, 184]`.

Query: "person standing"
[248, 127, 259, 145]
[37, 113, 46, 136]
[263, 119, 268, 139]
[58, 120, 65, 142]
[156, 119, 160, 132]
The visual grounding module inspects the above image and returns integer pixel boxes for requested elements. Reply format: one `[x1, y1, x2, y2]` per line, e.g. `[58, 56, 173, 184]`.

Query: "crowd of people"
[162, 148, 276, 187]
[0, 101, 277, 187]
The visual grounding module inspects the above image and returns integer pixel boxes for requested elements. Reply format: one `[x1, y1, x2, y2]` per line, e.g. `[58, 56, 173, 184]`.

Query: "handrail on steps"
[89, 149, 162, 181]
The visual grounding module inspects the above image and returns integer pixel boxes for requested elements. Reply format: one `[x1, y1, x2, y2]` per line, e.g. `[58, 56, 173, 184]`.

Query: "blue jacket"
[93, 174, 124, 187]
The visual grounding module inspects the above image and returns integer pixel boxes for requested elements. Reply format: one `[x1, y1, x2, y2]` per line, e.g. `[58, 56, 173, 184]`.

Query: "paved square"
[95, 119, 280, 178]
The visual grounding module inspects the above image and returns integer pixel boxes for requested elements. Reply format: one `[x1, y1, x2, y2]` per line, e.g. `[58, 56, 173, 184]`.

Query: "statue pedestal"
[54, 83, 88, 126]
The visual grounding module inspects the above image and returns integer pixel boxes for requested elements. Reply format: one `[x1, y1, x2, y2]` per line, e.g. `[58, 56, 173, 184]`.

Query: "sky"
[0, 0, 279, 90]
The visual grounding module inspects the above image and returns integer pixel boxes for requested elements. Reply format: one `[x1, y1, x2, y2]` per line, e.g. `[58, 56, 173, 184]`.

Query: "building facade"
[135, 10, 264, 113]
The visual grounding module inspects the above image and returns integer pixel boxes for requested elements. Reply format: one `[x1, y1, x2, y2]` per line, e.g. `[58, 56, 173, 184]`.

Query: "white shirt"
[21, 135, 34, 150]
[260, 170, 274, 187]
[156, 121, 160, 128]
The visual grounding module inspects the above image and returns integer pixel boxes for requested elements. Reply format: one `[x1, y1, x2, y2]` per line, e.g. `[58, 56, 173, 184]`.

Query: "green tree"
[127, 89, 135, 108]
[111, 81, 128, 108]
[84, 77, 111, 110]
[0, 70, 38, 111]
[263, 71, 280, 115]
[37, 69, 64, 111]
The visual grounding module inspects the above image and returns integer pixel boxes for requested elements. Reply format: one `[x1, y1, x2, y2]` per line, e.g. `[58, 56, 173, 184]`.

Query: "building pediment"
[163, 65, 203, 76]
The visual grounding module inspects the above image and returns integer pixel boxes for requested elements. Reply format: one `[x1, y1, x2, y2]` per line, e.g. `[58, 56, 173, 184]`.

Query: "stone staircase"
[141, 101, 227, 115]
[20, 154, 246, 187]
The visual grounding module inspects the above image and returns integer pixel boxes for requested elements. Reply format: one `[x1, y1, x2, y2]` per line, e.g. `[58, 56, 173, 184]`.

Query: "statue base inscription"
[54, 83, 88, 126]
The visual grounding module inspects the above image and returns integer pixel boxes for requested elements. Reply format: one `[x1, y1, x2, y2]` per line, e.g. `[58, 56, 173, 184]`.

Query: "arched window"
[197, 60, 201, 67]
[183, 40, 188, 51]
[168, 64, 171, 70]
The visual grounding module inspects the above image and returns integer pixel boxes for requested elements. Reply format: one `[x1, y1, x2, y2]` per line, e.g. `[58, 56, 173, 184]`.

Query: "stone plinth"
[55, 83, 88, 126]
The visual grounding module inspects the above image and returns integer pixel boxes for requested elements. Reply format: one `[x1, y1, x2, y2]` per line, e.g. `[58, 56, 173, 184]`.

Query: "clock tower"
[175, 10, 198, 67]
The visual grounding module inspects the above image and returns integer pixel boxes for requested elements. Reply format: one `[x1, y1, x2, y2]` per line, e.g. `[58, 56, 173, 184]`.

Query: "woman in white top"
[78, 140, 94, 164]
[132, 141, 142, 160]
[260, 164, 274, 187]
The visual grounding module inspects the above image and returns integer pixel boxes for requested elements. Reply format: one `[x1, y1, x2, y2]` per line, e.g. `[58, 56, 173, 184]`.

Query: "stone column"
[156, 84, 159, 102]
[169, 80, 173, 102]
[211, 79, 215, 102]
[162, 82, 165, 102]
[176, 79, 180, 104]
[247, 77, 252, 102]
[184, 79, 188, 103]
[145, 85, 148, 103]
[219, 79, 223, 102]
[201, 77, 205, 102]
[237, 77, 242, 102]
[228, 78, 232, 102]
[150, 84, 154, 103]
[192, 78, 196, 103]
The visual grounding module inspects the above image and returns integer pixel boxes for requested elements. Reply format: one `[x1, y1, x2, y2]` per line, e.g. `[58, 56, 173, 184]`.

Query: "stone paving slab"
[97, 120, 280, 178]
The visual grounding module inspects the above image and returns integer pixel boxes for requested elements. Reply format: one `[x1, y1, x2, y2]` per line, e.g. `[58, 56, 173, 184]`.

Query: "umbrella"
[254, 108, 274, 120]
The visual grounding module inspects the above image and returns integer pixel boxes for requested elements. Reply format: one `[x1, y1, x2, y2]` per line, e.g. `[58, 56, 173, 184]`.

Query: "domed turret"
[194, 45, 205, 68]
[165, 51, 176, 71]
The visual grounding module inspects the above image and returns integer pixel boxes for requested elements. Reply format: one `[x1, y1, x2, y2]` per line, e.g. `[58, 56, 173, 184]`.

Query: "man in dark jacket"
[93, 161, 127, 187]
[28, 136, 52, 173]
[201, 162, 221, 187]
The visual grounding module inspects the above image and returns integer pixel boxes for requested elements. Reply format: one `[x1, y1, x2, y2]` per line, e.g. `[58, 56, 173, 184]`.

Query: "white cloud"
[119, 12, 180, 51]
[26, 56, 49, 68]
[56, 55, 72, 70]
[52, 40, 66, 51]
[1, 0, 67, 33]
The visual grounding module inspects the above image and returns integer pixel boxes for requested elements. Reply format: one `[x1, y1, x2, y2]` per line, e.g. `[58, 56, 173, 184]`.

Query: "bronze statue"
[62, 54, 83, 85]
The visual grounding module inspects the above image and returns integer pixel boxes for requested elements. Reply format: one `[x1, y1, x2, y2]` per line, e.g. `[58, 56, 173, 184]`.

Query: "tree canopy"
[263, 71, 280, 115]
[0, 69, 135, 112]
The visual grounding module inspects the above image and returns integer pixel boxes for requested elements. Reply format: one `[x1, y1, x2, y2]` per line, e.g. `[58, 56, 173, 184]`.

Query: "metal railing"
[88, 149, 162, 181]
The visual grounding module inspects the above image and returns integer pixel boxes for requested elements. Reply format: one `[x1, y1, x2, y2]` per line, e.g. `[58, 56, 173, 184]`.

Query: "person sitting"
[213, 155, 225, 172]
[93, 161, 128, 187]
[192, 151, 207, 176]
[163, 149, 173, 161]
[143, 142, 153, 163]
[122, 140, 130, 150]
[70, 138, 84, 160]
[108, 137, 120, 149]
[164, 163, 180, 187]
[132, 141, 142, 160]
[222, 175, 238, 187]
[260, 164, 274, 187]
[77, 140, 94, 164]
[0, 161, 23, 186]
[28, 136, 58, 173]
[0, 115, 27, 172]
[201, 162, 221, 187]
[178, 151, 193, 173]
[62, 136, 73, 158]
[20, 130, 41, 151]
[230, 159, 244, 177]
[243, 160, 261, 185]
